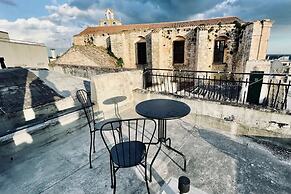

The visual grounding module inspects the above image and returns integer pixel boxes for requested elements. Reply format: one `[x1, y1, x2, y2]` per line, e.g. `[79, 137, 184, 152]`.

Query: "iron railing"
[143, 68, 291, 111]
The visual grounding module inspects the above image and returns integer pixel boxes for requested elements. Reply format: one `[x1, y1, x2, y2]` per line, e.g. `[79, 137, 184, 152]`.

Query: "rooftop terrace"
[1, 105, 291, 194]
[0, 69, 291, 194]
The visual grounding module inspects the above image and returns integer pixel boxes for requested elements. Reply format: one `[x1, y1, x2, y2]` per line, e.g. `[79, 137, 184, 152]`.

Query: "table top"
[103, 96, 127, 105]
[135, 99, 191, 120]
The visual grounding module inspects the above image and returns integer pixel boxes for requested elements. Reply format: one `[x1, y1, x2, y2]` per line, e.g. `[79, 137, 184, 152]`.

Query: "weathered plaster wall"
[241, 60, 272, 104]
[90, 70, 143, 116]
[248, 20, 272, 61]
[0, 40, 48, 68]
[110, 31, 152, 69]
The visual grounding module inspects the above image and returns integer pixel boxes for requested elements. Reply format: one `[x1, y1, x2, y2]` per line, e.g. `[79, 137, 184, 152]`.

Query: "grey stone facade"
[73, 17, 272, 74]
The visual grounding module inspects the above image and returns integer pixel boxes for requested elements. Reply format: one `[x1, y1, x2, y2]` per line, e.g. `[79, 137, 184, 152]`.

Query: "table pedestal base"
[149, 120, 187, 182]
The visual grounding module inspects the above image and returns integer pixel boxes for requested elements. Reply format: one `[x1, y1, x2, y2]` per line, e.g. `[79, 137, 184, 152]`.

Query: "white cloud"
[0, 17, 78, 48]
[45, 3, 104, 25]
[1, 0, 290, 53]
[189, 0, 238, 20]
[0, 3, 105, 49]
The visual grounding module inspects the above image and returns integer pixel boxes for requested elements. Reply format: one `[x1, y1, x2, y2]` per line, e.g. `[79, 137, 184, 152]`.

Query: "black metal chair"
[76, 89, 120, 168]
[100, 118, 157, 194]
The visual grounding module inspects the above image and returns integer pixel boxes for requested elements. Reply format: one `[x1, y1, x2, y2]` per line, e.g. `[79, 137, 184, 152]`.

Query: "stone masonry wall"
[55, 49, 97, 67]
[73, 35, 85, 46]
[73, 19, 272, 74]
[106, 24, 242, 71]
[49, 63, 134, 79]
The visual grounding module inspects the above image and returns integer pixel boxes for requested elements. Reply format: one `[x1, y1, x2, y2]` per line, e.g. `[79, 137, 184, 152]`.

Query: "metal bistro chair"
[76, 89, 120, 168]
[100, 118, 157, 194]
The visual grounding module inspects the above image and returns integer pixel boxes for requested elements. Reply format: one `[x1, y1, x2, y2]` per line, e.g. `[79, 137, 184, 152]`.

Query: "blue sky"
[0, 0, 290, 54]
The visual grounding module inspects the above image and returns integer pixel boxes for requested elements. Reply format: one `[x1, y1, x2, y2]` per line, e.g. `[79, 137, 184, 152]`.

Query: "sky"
[0, 0, 290, 54]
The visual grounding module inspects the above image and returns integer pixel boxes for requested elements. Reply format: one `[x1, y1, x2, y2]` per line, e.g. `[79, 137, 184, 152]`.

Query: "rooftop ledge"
[1, 69, 291, 193]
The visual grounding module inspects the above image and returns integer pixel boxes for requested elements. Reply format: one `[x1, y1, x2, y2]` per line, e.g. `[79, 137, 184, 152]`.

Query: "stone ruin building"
[70, 14, 272, 75]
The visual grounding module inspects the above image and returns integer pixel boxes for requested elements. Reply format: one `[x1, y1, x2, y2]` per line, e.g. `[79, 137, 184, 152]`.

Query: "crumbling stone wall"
[54, 45, 118, 68]
[73, 19, 272, 74]
[49, 63, 134, 79]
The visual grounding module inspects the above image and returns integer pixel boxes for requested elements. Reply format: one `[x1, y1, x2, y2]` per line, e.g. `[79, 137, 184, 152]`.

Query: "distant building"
[0, 31, 49, 68]
[72, 16, 272, 75]
[54, 45, 118, 68]
[267, 54, 291, 67]
[99, 9, 122, 27]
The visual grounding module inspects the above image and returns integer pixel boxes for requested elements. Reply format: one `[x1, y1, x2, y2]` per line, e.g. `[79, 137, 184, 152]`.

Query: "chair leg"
[150, 142, 162, 182]
[110, 159, 114, 188]
[89, 133, 93, 168]
[144, 160, 150, 194]
[113, 168, 117, 194]
[93, 131, 96, 153]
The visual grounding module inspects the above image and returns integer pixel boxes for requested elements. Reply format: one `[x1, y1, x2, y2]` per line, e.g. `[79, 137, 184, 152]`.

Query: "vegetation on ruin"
[107, 49, 124, 68]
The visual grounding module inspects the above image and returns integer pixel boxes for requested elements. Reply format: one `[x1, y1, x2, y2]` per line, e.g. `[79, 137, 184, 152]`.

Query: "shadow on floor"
[198, 128, 291, 194]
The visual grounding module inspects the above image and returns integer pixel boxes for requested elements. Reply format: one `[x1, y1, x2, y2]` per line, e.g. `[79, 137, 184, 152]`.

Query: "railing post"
[143, 67, 146, 89]
[143, 67, 153, 89]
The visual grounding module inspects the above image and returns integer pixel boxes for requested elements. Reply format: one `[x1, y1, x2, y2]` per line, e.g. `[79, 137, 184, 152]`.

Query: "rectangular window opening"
[137, 42, 147, 64]
[213, 40, 225, 64]
[173, 40, 185, 64]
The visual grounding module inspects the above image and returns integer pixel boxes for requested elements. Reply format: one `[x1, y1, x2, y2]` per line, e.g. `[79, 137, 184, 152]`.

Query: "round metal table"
[103, 96, 127, 118]
[135, 99, 191, 181]
[136, 99, 190, 120]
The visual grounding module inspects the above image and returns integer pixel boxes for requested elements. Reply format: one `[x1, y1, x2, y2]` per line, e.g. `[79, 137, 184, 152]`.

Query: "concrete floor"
[1, 107, 291, 194]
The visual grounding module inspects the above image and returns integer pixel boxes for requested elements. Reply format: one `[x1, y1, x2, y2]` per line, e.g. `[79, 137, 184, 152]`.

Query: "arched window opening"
[136, 37, 147, 65]
[213, 36, 228, 64]
[173, 36, 185, 64]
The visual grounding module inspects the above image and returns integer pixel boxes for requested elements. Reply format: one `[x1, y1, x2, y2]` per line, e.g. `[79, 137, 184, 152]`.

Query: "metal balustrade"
[143, 68, 291, 110]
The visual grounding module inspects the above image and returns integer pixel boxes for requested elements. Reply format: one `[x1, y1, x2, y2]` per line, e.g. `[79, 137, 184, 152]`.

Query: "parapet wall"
[132, 89, 291, 137]
[88, 70, 290, 136]
[90, 70, 143, 116]
[0, 39, 48, 68]
[49, 63, 134, 79]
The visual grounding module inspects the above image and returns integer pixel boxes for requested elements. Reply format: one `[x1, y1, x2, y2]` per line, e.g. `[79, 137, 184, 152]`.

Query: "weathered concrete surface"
[0, 68, 89, 137]
[0, 68, 63, 113]
[31, 69, 90, 98]
[0, 104, 291, 194]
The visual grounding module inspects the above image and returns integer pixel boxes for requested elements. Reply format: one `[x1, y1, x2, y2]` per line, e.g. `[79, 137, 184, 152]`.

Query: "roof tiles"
[77, 16, 243, 36]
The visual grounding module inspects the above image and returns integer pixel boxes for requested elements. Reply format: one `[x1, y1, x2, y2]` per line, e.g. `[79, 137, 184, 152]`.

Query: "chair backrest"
[76, 89, 95, 131]
[100, 118, 157, 167]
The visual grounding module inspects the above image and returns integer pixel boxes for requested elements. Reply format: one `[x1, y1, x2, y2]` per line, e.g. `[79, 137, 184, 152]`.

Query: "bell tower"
[99, 9, 122, 26]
